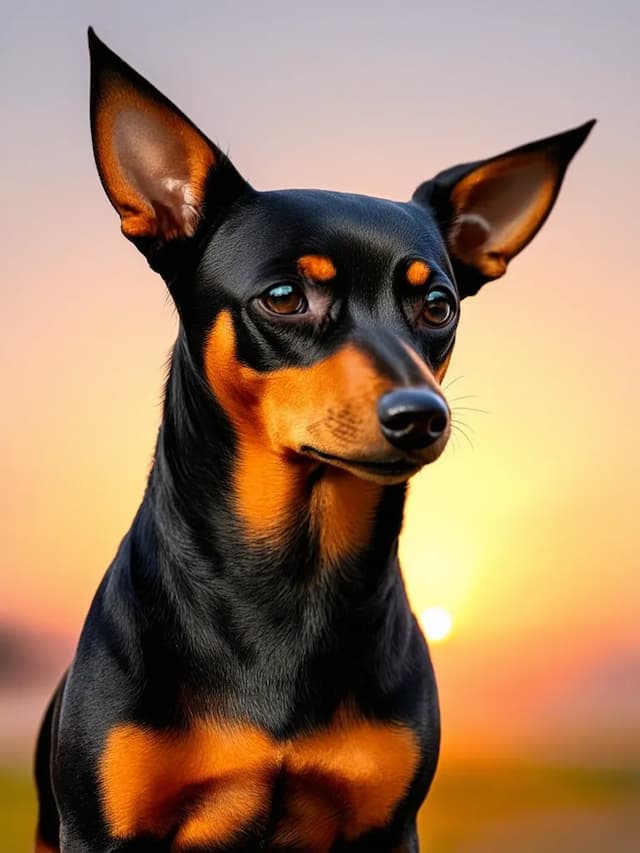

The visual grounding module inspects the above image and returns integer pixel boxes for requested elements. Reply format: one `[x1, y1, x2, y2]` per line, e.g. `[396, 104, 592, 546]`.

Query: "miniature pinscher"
[34, 27, 594, 853]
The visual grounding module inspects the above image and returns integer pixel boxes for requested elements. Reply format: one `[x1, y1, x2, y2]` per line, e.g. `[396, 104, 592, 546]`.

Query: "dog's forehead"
[203, 188, 449, 286]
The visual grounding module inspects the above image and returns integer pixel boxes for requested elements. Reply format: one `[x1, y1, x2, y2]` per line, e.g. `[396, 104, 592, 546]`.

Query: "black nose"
[377, 388, 449, 451]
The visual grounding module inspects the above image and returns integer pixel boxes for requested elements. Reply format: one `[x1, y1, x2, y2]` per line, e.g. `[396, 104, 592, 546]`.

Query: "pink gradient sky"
[1, 1, 638, 763]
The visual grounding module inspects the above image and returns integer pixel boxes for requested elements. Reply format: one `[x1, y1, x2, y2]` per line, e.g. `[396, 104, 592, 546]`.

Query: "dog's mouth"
[301, 446, 424, 483]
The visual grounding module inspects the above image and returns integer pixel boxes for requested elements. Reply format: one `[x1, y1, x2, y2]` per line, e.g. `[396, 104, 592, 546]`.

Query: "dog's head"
[88, 29, 593, 497]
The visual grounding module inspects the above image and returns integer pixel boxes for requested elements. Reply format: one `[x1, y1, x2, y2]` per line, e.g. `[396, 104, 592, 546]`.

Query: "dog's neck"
[119, 333, 418, 718]
[134, 332, 409, 604]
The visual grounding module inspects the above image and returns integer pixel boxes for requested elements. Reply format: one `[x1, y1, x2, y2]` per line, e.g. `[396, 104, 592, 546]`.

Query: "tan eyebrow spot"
[406, 260, 431, 286]
[297, 255, 337, 282]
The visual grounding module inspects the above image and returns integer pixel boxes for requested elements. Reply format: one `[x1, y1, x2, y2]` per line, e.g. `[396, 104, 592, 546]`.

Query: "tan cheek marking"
[261, 345, 387, 564]
[434, 350, 453, 383]
[205, 314, 386, 562]
[406, 260, 430, 286]
[100, 710, 419, 848]
[205, 311, 309, 542]
[297, 254, 337, 281]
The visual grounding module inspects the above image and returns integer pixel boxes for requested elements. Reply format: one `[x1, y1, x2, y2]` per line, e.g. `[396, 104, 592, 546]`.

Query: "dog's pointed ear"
[88, 28, 248, 270]
[412, 121, 595, 298]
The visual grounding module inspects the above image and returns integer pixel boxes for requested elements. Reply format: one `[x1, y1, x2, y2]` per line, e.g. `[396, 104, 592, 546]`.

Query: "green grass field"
[419, 763, 640, 852]
[3, 763, 639, 852]
[1, 770, 36, 852]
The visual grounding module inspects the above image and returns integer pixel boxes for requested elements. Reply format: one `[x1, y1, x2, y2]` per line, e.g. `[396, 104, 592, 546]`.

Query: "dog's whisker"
[442, 375, 465, 392]
[451, 406, 489, 415]
[451, 427, 472, 448]
[451, 418, 474, 433]
[451, 416, 476, 435]
[451, 423, 475, 450]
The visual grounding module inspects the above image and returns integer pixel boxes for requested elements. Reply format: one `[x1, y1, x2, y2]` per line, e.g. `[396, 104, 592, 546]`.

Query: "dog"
[34, 27, 593, 853]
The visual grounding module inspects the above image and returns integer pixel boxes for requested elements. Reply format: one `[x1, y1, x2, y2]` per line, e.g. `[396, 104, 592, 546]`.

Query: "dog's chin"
[300, 439, 448, 485]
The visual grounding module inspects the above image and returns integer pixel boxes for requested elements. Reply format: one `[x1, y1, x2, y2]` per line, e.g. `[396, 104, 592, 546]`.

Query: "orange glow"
[420, 608, 453, 643]
[1, 3, 638, 780]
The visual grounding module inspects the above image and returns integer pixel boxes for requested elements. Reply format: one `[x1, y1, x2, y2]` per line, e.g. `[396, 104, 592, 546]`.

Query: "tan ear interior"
[94, 69, 215, 241]
[448, 154, 559, 278]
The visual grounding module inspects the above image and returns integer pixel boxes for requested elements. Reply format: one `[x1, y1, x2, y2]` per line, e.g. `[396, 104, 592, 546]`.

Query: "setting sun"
[420, 607, 453, 643]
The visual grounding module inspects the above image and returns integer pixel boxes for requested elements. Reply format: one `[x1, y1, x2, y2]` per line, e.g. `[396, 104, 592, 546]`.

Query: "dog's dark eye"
[260, 284, 307, 315]
[423, 288, 456, 327]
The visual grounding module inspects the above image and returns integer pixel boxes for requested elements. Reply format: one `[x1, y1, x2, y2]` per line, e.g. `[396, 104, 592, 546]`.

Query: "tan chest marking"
[100, 722, 278, 847]
[274, 706, 420, 849]
[100, 709, 420, 850]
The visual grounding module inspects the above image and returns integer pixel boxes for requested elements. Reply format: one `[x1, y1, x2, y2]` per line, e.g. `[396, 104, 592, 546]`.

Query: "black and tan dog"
[34, 28, 593, 853]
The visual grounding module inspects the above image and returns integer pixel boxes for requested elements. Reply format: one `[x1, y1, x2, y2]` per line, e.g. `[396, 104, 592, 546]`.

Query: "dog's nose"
[377, 388, 449, 451]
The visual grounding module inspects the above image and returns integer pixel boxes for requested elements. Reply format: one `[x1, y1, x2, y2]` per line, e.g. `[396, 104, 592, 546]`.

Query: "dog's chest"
[99, 707, 420, 850]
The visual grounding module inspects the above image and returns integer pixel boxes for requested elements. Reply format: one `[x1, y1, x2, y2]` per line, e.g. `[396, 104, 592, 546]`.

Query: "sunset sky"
[1, 0, 638, 768]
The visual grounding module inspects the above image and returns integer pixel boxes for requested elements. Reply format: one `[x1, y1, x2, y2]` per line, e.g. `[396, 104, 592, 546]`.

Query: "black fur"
[33, 28, 593, 853]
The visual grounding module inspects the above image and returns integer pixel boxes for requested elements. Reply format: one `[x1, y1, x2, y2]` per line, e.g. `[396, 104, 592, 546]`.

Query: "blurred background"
[1, 1, 638, 850]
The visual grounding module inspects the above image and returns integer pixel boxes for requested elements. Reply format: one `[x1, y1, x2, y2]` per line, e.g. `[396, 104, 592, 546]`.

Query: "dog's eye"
[260, 284, 307, 315]
[423, 288, 456, 327]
